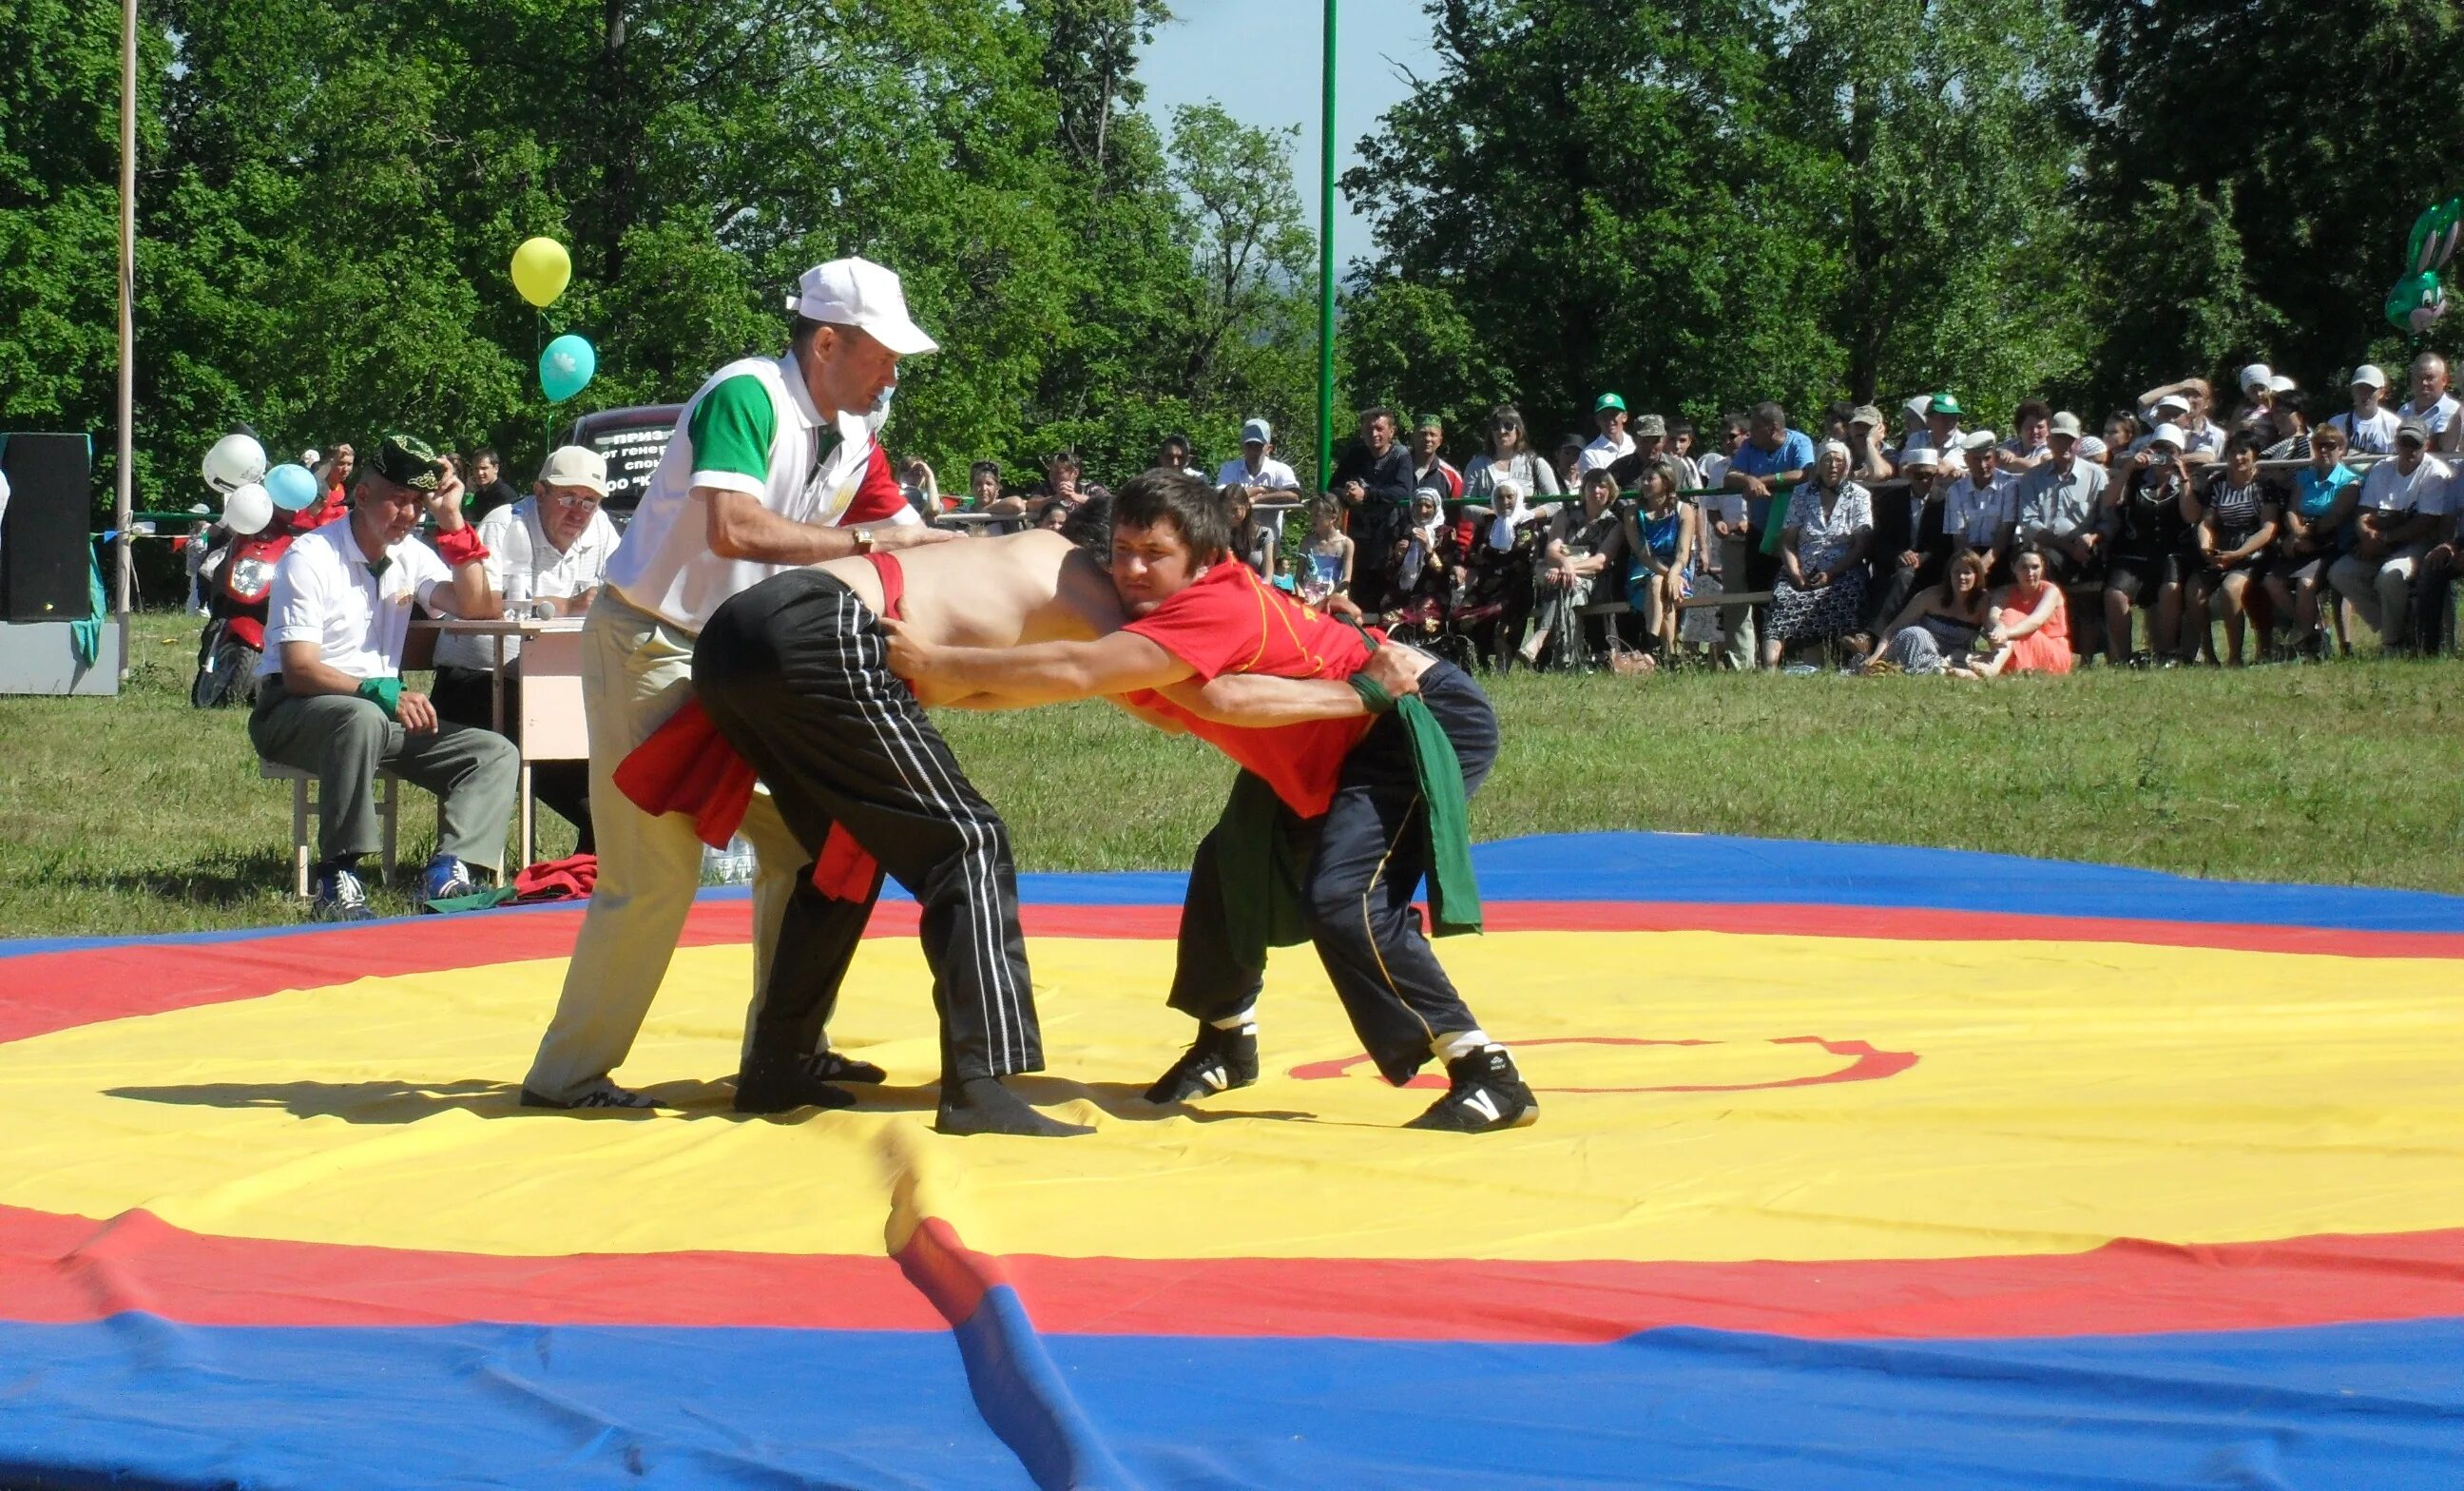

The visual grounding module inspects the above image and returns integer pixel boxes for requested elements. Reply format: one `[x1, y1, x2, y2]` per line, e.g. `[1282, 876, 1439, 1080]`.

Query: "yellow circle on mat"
[2, 930, 2459, 1263]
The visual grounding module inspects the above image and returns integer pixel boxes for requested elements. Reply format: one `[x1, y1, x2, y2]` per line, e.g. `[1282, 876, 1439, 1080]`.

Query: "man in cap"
[249, 435, 518, 920]
[2397, 353, 2462, 455]
[1411, 414, 1464, 502]
[1608, 412, 1697, 492]
[2329, 417, 2452, 653]
[2014, 415, 2109, 601]
[1852, 439, 1952, 650]
[2331, 366, 2402, 455]
[1922, 394, 1966, 458]
[522, 257, 956, 1111]
[1941, 431, 2017, 574]
[1841, 405, 1895, 481]
[1216, 418, 1299, 494]
[431, 445, 624, 854]
[1578, 394, 1633, 475]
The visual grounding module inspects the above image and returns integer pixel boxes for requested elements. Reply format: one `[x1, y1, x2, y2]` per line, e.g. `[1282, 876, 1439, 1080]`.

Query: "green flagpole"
[1316, 0, 1338, 494]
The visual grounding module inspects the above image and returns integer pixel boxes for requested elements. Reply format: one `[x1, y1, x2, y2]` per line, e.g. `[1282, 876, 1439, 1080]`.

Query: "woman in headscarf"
[1760, 440, 1873, 668]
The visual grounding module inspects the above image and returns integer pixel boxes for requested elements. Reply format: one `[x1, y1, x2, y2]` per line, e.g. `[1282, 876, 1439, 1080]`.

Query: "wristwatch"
[851, 527, 876, 555]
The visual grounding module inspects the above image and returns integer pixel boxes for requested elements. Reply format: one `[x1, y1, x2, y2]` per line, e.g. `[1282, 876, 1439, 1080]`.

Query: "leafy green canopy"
[0, 0, 1326, 513]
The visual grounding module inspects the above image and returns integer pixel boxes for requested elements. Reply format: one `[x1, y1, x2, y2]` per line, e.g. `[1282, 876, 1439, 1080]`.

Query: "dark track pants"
[692, 570, 1042, 1082]
[1167, 661, 1500, 1086]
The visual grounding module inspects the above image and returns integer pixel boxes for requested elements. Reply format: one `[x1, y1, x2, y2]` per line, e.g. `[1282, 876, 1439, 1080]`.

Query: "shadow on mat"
[103, 1076, 1318, 1126]
[818, 1078, 1316, 1126]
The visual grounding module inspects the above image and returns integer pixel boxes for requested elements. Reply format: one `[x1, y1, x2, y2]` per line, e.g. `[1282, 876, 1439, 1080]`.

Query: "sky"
[1135, 0, 1434, 273]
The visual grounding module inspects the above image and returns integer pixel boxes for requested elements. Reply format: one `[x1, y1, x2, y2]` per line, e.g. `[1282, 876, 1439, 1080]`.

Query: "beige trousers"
[522, 591, 801, 1101]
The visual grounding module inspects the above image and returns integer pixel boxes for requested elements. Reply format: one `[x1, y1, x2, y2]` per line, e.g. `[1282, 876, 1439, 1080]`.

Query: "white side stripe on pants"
[831, 591, 1026, 1070]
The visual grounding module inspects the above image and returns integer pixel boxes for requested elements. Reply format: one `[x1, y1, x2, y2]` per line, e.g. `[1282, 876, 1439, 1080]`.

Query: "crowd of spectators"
[913, 354, 2464, 675]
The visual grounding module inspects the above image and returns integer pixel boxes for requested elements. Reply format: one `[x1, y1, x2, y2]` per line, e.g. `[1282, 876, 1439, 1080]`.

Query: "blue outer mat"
[3, 1315, 2459, 1490]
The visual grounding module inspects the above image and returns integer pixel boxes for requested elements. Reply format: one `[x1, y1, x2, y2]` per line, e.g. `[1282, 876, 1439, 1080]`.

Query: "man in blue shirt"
[1720, 401, 1815, 669]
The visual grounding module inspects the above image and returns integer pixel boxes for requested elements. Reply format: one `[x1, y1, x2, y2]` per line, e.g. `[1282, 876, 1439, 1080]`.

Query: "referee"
[522, 258, 955, 1111]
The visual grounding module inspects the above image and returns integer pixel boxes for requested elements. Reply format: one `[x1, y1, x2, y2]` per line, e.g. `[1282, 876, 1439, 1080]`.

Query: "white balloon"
[203, 434, 268, 495]
[222, 481, 274, 536]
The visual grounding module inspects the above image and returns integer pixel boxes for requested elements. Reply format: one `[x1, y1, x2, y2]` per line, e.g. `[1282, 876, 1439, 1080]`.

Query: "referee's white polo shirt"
[604, 352, 919, 634]
[253, 520, 452, 681]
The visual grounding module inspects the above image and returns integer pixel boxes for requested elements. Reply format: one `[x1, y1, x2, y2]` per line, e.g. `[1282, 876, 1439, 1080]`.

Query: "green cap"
[1416, 412, 1445, 432]
[368, 434, 445, 492]
[1928, 393, 1963, 417]
[1594, 392, 1627, 414]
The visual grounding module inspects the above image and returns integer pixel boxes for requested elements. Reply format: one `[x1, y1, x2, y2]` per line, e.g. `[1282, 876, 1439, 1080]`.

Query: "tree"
[1343, 0, 1847, 440]
[7, 0, 1320, 528]
[2069, 0, 2464, 399]
[1775, 0, 2093, 412]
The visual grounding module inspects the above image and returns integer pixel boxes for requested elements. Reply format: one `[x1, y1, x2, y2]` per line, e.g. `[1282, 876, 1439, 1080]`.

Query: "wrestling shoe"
[1405, 1047, 1539, 1133]
[1143, 1021, 1260, 1104]
[417, 853, 473, 910]
[519, 1079, 662, 1112]
[310, 866, 374, 922]
[802, 1050, 888, 1085]
[734, 1055, 859, 1115]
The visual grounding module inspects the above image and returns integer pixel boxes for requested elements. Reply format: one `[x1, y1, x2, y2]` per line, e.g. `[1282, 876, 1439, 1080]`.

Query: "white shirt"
[2329, 407, 2402, 455]
[1694, 454, 1745, 527]
[2356, 454, 2453, 516]
[1215, 455, 1299, 492]
[256, 519, 452, 680]
[2397, 393, 2461, 438]
[603, 353, 919, 634]
[1906, 426, 1963, 458]
[1577, 433, 1633, 474]
[433, 497, 621, 671]
[1942, 469, 2017, 548]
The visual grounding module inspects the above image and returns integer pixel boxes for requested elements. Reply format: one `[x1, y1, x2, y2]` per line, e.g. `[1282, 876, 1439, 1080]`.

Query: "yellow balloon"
[510, 236, 571, 308]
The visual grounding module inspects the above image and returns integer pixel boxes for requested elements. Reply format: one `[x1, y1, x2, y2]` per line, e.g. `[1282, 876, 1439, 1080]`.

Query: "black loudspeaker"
[1, 433, 94, 623]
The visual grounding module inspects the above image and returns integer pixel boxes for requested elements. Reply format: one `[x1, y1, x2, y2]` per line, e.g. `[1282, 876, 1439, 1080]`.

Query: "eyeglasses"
[549, 493, 603, 510]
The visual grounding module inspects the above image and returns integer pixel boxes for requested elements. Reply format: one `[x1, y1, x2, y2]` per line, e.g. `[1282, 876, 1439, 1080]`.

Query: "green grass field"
[3, 610, 2460, 939]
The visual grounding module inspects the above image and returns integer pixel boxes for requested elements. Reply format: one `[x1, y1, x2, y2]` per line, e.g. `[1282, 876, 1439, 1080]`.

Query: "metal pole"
[115, 0, 137, 627]
[1315, 0, 1338, 494]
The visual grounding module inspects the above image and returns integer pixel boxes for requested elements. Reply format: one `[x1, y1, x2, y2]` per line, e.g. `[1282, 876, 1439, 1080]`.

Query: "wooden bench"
[261, 762, 400, 899]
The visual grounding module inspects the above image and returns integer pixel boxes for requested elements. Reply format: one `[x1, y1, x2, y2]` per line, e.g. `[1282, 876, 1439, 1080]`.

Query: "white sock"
[1209, 1004, 1258, 1035]
[1433, 1028, 1494, 1064]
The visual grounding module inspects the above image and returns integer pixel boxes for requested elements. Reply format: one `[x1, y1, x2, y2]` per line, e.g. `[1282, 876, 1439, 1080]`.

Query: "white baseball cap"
[1241, 417, 1272, 445]
[2268, 374, 2296, 394]
[2352, 364, 2389, 390]
[1898, 444, 1941, 470]
[2148, 422, 2187, 451]
[787, 257, 938, 357]
[2153, 392, 2191, 415]
[1960, 429, 1998, 453]
[2239, 363, 2274, 394]
[537, 444, 609, 496]
[2049, 411, 2085, 438]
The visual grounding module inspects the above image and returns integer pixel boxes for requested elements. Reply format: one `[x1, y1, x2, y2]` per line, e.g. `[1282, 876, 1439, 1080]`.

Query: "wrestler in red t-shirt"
[1117, 562, 1378, 817]
[882, 472, 1536, 1135]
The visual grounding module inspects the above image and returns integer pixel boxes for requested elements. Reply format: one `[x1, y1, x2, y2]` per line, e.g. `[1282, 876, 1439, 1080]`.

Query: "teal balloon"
[539, 334, 597, 403]
[263, 462, 318, 513]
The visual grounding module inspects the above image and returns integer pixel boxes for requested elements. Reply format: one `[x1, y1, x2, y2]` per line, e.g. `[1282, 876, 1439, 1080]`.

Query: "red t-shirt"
[1122, 562, 1376, 817]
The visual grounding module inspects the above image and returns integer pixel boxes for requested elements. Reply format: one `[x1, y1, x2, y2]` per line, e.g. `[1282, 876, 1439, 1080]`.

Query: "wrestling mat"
[3, 832, 2461, 1489]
